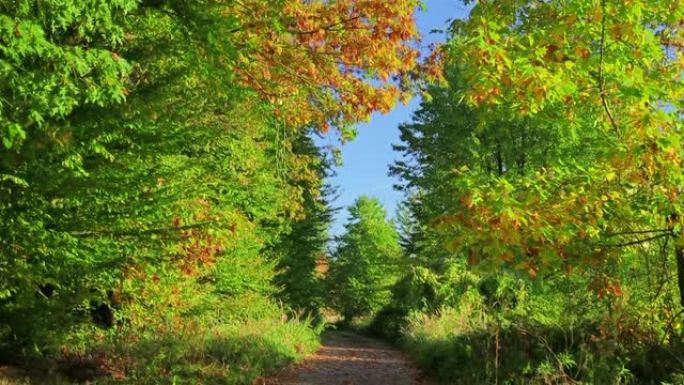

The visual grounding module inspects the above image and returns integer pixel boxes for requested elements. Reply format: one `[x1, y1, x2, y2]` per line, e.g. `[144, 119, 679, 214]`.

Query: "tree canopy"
[0, 1, 426, 383]
[435, 0, 684, 295]
[3, 1, 684, 384]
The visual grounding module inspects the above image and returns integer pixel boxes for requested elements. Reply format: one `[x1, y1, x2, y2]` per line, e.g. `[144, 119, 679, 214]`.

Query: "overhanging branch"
[68, 220, 218, 238]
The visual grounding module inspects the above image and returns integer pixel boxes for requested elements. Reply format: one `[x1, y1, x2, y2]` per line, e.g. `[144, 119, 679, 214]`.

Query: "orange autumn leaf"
[226, 0, 429, 134]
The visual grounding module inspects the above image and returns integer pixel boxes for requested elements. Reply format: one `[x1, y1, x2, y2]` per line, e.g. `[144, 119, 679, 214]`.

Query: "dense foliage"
[274, 134, 336, 317]
[327, 196, 402, 321]
[371, 1, 684, 384]
[442, 0, 684, 299]
[0, 0, 425, 383]
[3, 0, 684, 384]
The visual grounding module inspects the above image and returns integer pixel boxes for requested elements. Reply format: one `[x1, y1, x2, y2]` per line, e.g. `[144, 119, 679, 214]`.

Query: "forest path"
[257, 331, 433, 385]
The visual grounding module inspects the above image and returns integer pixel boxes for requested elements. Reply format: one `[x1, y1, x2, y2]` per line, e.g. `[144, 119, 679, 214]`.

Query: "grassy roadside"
[369, 300, 684, 385]
[0, 301, 320, 385]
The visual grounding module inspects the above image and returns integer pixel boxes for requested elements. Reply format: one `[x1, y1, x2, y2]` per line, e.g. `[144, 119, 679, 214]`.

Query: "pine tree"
[327, 196, 401, 321]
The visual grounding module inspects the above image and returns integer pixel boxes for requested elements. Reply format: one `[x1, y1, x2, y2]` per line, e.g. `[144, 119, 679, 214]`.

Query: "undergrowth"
[1, 281, 320, 385]
[369, 267, 684, 385]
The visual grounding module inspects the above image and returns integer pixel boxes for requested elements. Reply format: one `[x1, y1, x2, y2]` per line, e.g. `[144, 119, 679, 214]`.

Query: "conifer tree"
[327, 196, 402, 321]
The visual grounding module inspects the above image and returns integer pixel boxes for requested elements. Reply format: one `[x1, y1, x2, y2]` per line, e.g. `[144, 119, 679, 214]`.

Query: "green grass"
[397, 306, 684, 385]
[100, 318, 317, 385]
[1, 295, 320, 385]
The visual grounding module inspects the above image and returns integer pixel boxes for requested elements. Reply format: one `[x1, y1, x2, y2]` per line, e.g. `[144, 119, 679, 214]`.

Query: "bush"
[396, 287, 684, 385]
[0, 263, 321, 385]
[368, 305, 410, 340]
[96, 313, 319, 385]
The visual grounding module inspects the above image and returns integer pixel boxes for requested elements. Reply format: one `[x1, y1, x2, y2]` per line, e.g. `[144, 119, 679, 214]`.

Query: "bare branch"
[599, 232, 671, 248]
[603, 228, 673, 237]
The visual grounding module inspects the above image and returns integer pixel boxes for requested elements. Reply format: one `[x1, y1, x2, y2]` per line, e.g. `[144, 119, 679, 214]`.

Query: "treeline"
[327, 1, 684, 384]
[0, 1, 425, 384]
[4, 0, 684, 384]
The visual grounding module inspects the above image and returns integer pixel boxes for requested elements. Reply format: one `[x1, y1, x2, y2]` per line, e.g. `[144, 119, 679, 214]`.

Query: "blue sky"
[317, 1, 471, 235]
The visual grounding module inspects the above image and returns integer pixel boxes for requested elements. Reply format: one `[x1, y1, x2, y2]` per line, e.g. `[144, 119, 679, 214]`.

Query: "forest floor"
[256, 331, 433, 385]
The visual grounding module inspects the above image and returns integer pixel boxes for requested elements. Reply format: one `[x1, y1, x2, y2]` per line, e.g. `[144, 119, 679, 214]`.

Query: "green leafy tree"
[0, 1, 425, 373]
[327, 196, 402, 321]
[374, 2, 684, 383]
[441, 0, 684, 302]
[274, 133, 337, 315]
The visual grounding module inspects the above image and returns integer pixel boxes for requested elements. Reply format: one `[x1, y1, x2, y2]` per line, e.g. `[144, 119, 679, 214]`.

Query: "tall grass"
[397, 293, 684, 385]
[1, 291, 320, 385]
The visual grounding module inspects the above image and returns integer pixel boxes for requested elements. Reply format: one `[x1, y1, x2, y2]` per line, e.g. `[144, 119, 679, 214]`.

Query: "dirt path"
[258, 331, 433, 385]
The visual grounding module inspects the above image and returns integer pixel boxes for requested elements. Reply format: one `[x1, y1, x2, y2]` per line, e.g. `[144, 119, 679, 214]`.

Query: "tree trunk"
[676, 245, 684, 309]
[669, 214, 684, 309]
